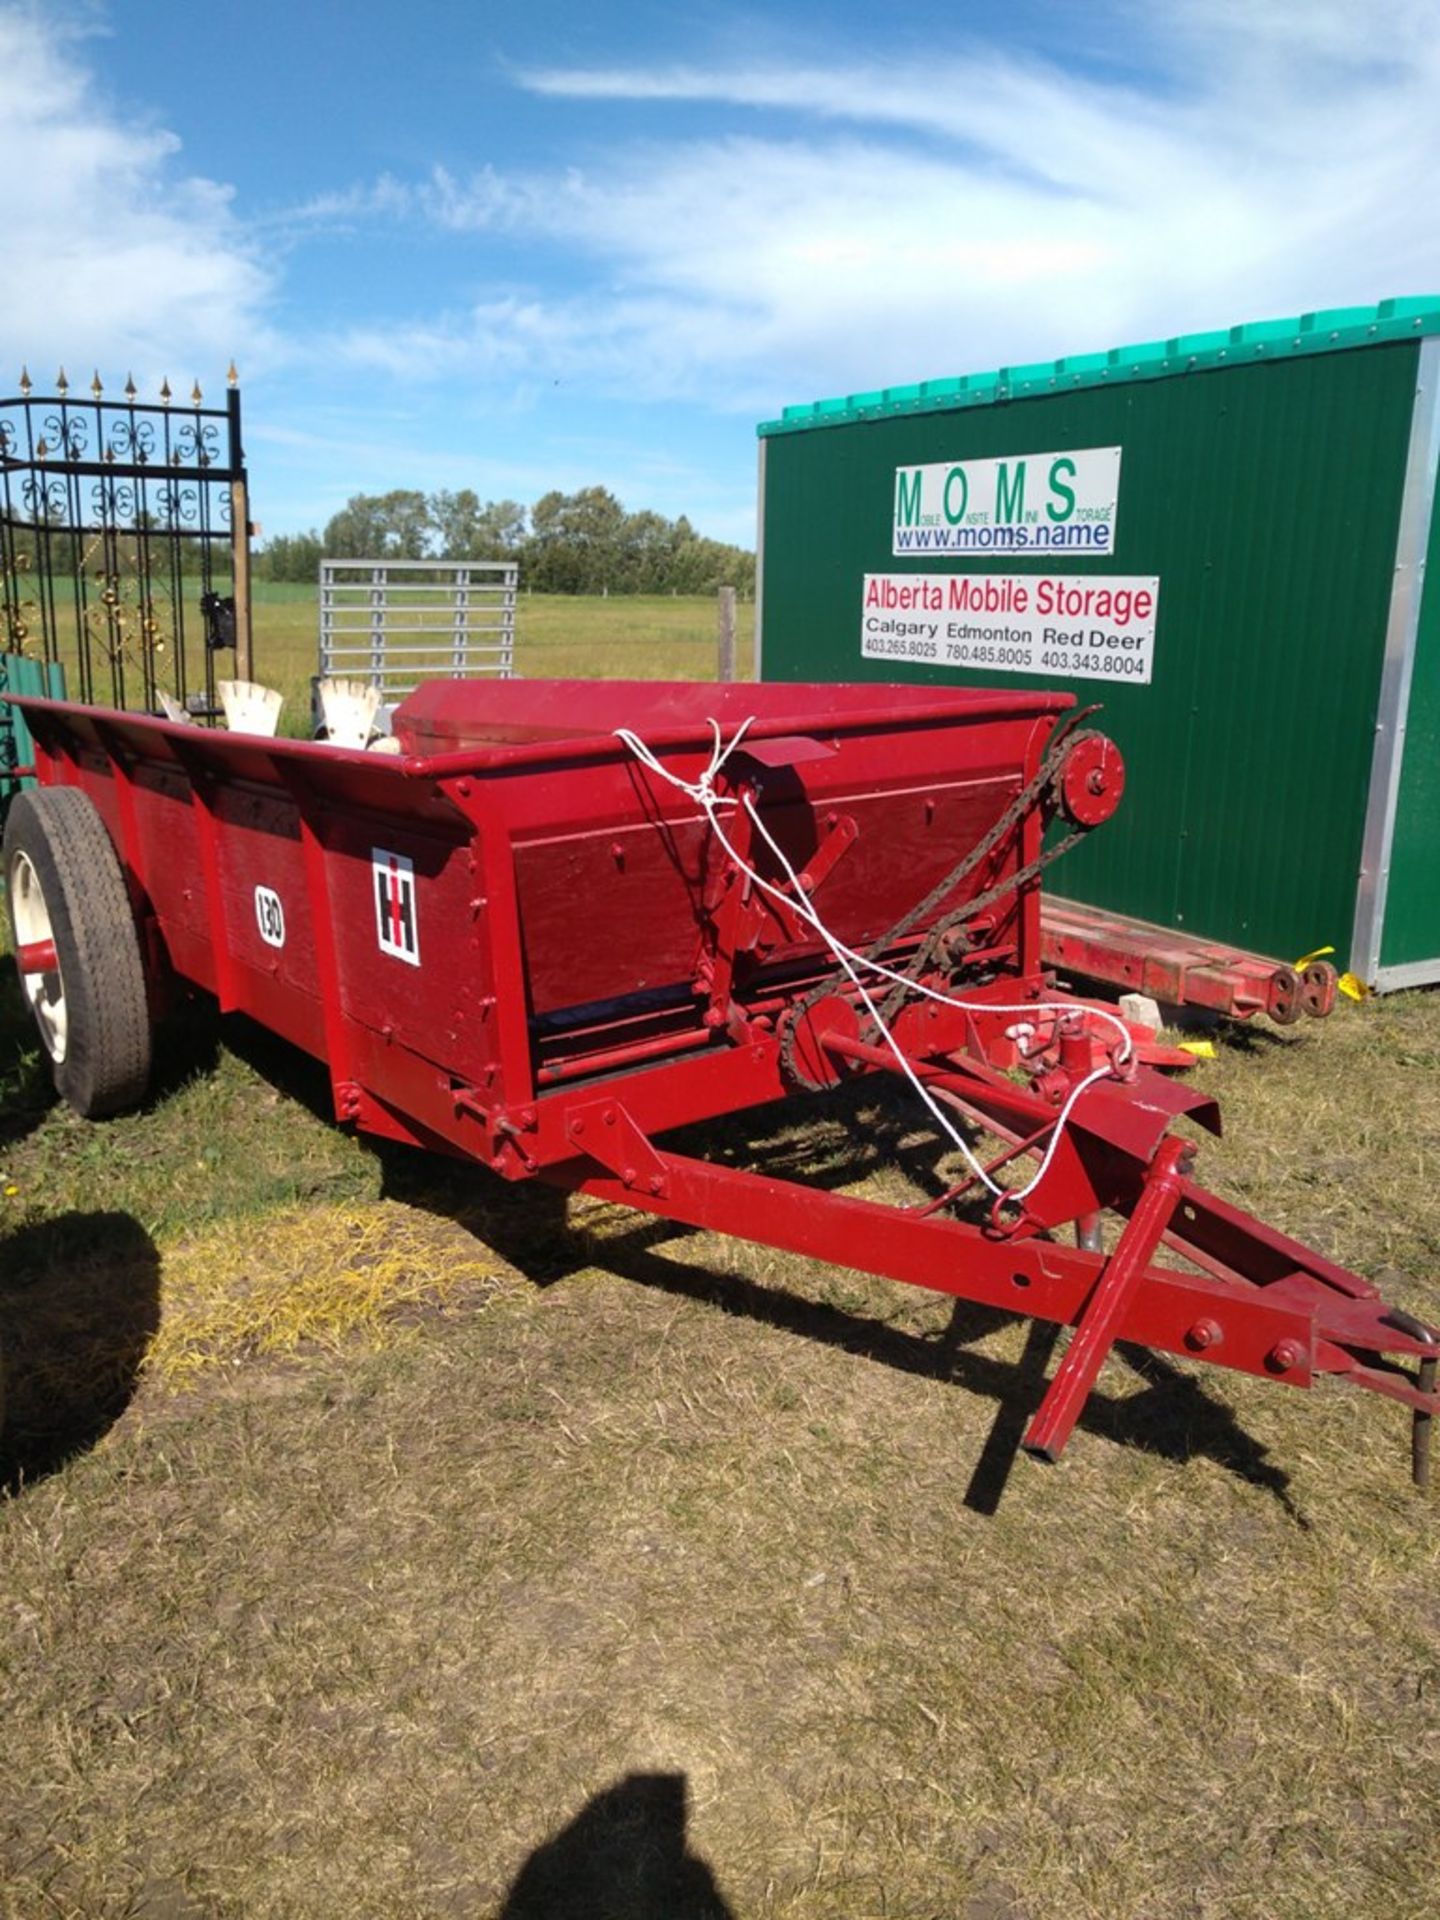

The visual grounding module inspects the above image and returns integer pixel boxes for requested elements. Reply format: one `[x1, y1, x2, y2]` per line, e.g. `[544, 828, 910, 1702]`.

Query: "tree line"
[256, 487, 756, 596]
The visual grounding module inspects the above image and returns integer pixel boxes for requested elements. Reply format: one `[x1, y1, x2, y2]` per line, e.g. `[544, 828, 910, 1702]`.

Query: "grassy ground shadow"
[213, 1005, 1301, 1513]
[500, 1773, 734, 1920]
[0, 1208, 160, 1492]
[369, 1074, 1300, 1519]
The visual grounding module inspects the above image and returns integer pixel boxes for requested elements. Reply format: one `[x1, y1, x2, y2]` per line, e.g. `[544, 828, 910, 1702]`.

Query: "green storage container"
[756, 298, 1440, 989]
[0, 651, 65, 810]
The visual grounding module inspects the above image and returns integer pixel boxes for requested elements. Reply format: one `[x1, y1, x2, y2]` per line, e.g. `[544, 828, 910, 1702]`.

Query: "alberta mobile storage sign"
[862, 572, 1160, 685]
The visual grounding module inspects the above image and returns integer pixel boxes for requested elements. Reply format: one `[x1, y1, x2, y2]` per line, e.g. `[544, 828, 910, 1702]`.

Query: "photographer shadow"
[0, 1210, 160, 1494]
[500, 1773, 733, 1920]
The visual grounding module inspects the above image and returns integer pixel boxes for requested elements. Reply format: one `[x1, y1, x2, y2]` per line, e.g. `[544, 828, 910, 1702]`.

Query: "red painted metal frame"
[8, 679, 1436, 1483]
[1041, 893, 1339, 1024]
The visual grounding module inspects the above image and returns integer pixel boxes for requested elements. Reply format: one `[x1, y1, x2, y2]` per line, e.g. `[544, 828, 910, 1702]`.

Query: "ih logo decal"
[373, 848, 420, 966]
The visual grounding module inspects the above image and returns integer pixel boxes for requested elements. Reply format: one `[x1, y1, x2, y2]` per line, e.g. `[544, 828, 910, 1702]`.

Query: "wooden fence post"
[717, 585, 736, 683]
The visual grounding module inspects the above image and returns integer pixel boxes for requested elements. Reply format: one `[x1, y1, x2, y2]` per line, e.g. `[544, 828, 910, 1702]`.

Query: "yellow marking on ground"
[147, 1201, 505, 1386]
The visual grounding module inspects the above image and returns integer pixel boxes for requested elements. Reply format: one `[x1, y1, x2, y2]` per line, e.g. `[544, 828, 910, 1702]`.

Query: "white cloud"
[0, 6, 273, 386]
[323, 0, 1440, 412]
[286, 163, 587, 238]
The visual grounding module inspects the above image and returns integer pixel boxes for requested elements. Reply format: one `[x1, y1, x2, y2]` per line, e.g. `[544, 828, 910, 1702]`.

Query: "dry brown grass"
[1, 983, 1438, 1918]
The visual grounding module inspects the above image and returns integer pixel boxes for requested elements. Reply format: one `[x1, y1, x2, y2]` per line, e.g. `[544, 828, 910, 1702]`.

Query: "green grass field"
[252, 583, 755, 723]
[6, 582, 755, 732]
[0, 604, 1437, 1919]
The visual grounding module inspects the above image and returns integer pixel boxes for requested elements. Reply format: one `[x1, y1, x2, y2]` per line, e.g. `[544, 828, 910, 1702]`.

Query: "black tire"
[4, 787, 152, 1118]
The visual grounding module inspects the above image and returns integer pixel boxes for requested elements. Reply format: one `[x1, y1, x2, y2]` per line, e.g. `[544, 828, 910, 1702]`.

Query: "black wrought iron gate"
[0, 367, 252, 715]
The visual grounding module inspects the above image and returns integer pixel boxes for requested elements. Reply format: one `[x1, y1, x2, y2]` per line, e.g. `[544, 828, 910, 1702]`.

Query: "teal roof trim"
[757, 296, 1440, 438]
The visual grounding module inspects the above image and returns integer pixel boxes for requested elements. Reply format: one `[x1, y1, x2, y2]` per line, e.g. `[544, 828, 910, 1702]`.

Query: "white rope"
[614, 719, 1131, 1207]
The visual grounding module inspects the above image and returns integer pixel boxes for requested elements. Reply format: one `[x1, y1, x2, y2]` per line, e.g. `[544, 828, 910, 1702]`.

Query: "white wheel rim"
[11, 850, 67, 1062]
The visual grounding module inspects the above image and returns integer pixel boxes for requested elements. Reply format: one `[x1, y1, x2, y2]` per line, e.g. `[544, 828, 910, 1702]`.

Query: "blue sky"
[7, 0, 1440, 548]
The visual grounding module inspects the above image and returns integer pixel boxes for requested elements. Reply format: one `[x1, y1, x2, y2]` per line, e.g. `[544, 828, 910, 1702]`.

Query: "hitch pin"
[1379, 1307, 1437, 1490]
[1416, 1355, 1437, 1492]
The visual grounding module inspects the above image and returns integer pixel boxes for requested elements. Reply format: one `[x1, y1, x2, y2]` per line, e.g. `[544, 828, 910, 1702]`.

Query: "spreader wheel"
[4, 787, 152, 1118]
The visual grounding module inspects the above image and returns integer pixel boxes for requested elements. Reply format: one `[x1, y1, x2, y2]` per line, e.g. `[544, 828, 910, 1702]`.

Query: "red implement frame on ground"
[9, 679, 1437, 1485]
[1041, 895, 1339, 1025]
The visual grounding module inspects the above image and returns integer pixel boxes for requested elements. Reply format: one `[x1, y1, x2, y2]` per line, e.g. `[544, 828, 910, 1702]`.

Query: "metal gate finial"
[0, 366, 252, 713]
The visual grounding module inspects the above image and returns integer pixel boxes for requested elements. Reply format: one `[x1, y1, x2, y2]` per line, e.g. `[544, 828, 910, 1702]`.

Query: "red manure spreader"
[5, 678, 1437, 1483]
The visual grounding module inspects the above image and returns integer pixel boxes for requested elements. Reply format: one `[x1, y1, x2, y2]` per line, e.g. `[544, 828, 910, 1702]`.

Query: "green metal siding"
[760, 342, 1422, 968]
[0, 652, 65, 810]
[1381, 485, 1440, 969]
